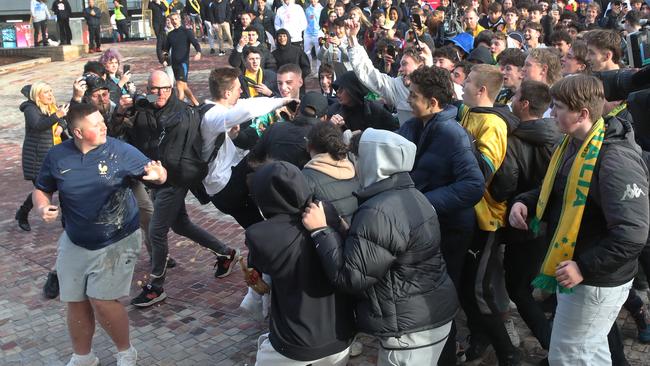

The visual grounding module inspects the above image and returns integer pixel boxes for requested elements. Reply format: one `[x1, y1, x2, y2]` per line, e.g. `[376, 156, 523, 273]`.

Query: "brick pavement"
[0, 41, 649, 366]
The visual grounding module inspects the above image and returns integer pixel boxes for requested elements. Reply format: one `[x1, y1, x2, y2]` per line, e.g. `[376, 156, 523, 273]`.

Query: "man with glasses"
[116, 70, 241, 308]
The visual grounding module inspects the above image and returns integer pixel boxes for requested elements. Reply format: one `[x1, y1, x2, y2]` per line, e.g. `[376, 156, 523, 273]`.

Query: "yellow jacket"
[460, 106, 510, 231]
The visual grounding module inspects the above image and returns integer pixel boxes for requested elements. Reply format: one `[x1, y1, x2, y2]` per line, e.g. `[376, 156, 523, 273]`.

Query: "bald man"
[116, 70, 241, 308]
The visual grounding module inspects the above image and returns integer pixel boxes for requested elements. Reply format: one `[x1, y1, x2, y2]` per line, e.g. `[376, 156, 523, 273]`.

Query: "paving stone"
[0, 40, 649, 366]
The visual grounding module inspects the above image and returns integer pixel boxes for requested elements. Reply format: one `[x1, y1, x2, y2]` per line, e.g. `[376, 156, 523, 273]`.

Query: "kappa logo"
[621, 183, 646, 201]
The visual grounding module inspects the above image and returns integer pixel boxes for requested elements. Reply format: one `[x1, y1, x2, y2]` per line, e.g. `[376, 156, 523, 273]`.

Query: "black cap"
[84, 75, 109, 96]
[300, 92, 328, 118]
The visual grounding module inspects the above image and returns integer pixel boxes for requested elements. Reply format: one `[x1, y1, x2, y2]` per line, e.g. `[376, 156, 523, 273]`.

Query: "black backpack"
[157, 104, 224, 191]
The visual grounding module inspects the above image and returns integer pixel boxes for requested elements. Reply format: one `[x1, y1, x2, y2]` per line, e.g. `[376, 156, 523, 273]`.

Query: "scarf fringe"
[532, 274, 574, 294]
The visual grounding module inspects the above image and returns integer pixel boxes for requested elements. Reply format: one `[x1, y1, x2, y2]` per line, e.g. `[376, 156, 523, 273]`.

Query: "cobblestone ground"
[0, 41, 649, 366]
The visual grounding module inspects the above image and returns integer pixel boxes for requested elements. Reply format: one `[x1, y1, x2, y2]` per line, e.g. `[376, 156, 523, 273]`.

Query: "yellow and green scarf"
[530, 118, 605, 293]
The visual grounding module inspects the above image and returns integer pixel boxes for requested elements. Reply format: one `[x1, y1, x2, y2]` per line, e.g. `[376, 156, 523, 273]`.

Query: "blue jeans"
[549, 280, 633, 366]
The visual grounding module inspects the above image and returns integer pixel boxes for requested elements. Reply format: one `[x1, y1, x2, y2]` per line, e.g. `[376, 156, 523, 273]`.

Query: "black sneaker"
[218, 50, 226, 56]
[462, 334, 490, 362]
[214, 248, 240, 278]
[131, 284, 167, 307]
[167, 257, 177, 268]
[498, 348, 522, 366]
[210, 48, 216, 54]
[43, 271, 59, 299]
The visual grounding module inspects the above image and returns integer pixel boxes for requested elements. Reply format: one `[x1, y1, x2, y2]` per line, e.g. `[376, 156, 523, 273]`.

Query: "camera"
[627, 28, 650, 69]
[132, 92, 158, 109]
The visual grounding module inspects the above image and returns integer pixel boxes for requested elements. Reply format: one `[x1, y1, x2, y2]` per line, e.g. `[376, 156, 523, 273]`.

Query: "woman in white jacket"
[31, 0, 51, 47]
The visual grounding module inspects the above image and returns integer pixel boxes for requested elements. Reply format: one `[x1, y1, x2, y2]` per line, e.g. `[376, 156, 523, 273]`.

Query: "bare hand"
[117, 95, 133, 113]
[556, 261, 584, 289]
[253, 83, 273, 96]
[142, 160, 167, 184]
[56, 104, 70, 118]
[328, 35, 341, 46]
[54, 125, 64, 137]
[302, 201, 327, 231]
[383, 52, 394, 65]
[344, 18, 360, 44]
[39, 205, 59, 223]
[194, 53, 202, 61]
[119, 70, 131, 85]
[228, 124, 240, 139]
[162, 61, 168, 67]
[73, 77, 87, 100]
[509, 202, 528, 230]
[418, 42, 433, 67]
[330, 114, 345, 127]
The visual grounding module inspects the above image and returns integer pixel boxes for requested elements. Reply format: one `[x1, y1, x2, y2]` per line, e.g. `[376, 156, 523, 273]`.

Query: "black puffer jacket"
[312, 172, 458, 337]
[490, 118, 562, 203]
[516, 116, 650, 287]
[247, 115, 316, 169]
[19, 85, 67, 181]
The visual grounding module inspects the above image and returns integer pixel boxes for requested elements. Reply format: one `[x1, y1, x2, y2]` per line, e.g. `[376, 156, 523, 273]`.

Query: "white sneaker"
[349, 340, 363, 357]
[116, 346, 137, 366]
[504, 318, 521, 347]
[66, 353, 99, 366]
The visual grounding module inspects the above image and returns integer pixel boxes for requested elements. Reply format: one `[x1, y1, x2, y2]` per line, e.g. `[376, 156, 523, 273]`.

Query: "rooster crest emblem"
[98, 162, 108, 175]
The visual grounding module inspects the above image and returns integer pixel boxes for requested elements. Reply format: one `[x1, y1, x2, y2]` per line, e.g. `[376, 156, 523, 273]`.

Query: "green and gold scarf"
[530, 118, 605, 293]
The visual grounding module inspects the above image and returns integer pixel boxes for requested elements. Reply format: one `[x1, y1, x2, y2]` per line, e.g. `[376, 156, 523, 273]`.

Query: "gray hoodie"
[357, 128, 416, 188]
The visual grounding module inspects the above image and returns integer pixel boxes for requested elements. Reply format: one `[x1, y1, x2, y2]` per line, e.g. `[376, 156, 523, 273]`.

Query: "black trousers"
[88, 25, 101, 49]
[503, 235, 552, 350]
[460, 227, 516, 360]
[439, 225, 474, 365]
[57, 18, 72, 44]
[149, 185, 231, 288]
[116, 19, 129, 40]
[33, 20, 47, 46]
[209, 158, 263, 230]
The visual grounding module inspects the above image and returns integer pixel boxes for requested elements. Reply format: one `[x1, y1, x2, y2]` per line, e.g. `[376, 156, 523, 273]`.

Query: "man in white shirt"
[274, 0, 308, 46]
[201, 67, 296, 228]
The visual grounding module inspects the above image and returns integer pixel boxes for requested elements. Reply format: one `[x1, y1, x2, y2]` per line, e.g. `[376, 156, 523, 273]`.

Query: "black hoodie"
[489, 117, 562, 203]
[271, 29, 312, 78]
[246, 161, 355, 361]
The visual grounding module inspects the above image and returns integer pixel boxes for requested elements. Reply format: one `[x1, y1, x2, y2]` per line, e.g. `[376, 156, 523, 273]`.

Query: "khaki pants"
[214, 22, 232, 50]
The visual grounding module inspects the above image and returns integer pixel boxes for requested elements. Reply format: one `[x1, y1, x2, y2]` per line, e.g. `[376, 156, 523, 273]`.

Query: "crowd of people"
[15, 0, 650, 365]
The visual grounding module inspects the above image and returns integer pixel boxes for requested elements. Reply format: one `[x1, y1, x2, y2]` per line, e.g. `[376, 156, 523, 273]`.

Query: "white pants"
[204, 20, 215, 49]
[549, 280, 632, 366]
[377, 322, 452, 366]
[304, 34, 320, 73]
[255, 333, 350, 366]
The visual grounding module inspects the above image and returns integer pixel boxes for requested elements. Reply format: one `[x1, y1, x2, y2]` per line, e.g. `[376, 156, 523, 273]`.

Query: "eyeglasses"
[149, 86, 172, 94]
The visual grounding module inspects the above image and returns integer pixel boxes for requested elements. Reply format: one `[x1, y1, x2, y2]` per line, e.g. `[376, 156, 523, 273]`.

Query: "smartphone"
[410, 15, 423, 51]
[387, 45, 396, 58]
[286, 100, 299, 113]
[411, 14, 423, 29]
[123, 64, 131, 74]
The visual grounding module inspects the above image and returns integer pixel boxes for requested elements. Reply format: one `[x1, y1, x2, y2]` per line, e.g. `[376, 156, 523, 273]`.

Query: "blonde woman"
[17, 82, 68, 231]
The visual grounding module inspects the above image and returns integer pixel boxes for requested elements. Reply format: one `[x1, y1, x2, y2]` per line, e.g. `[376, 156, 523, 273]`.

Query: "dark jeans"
[153, 21, 165, 38]
[116, 19, 129, 41]
[209, 158, 263, 230]
[88, 25, 101, 49]
[149, 185, 231, 288]
[33, 20, 47, 46]
[459, 228, 516, 360]
[503, 235, 552, 350]
[438, 225, 473, 365]
[57, 18, 72, 44]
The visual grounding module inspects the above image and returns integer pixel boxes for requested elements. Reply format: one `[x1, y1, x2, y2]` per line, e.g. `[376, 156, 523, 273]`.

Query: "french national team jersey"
[36, 137, 150, 250]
